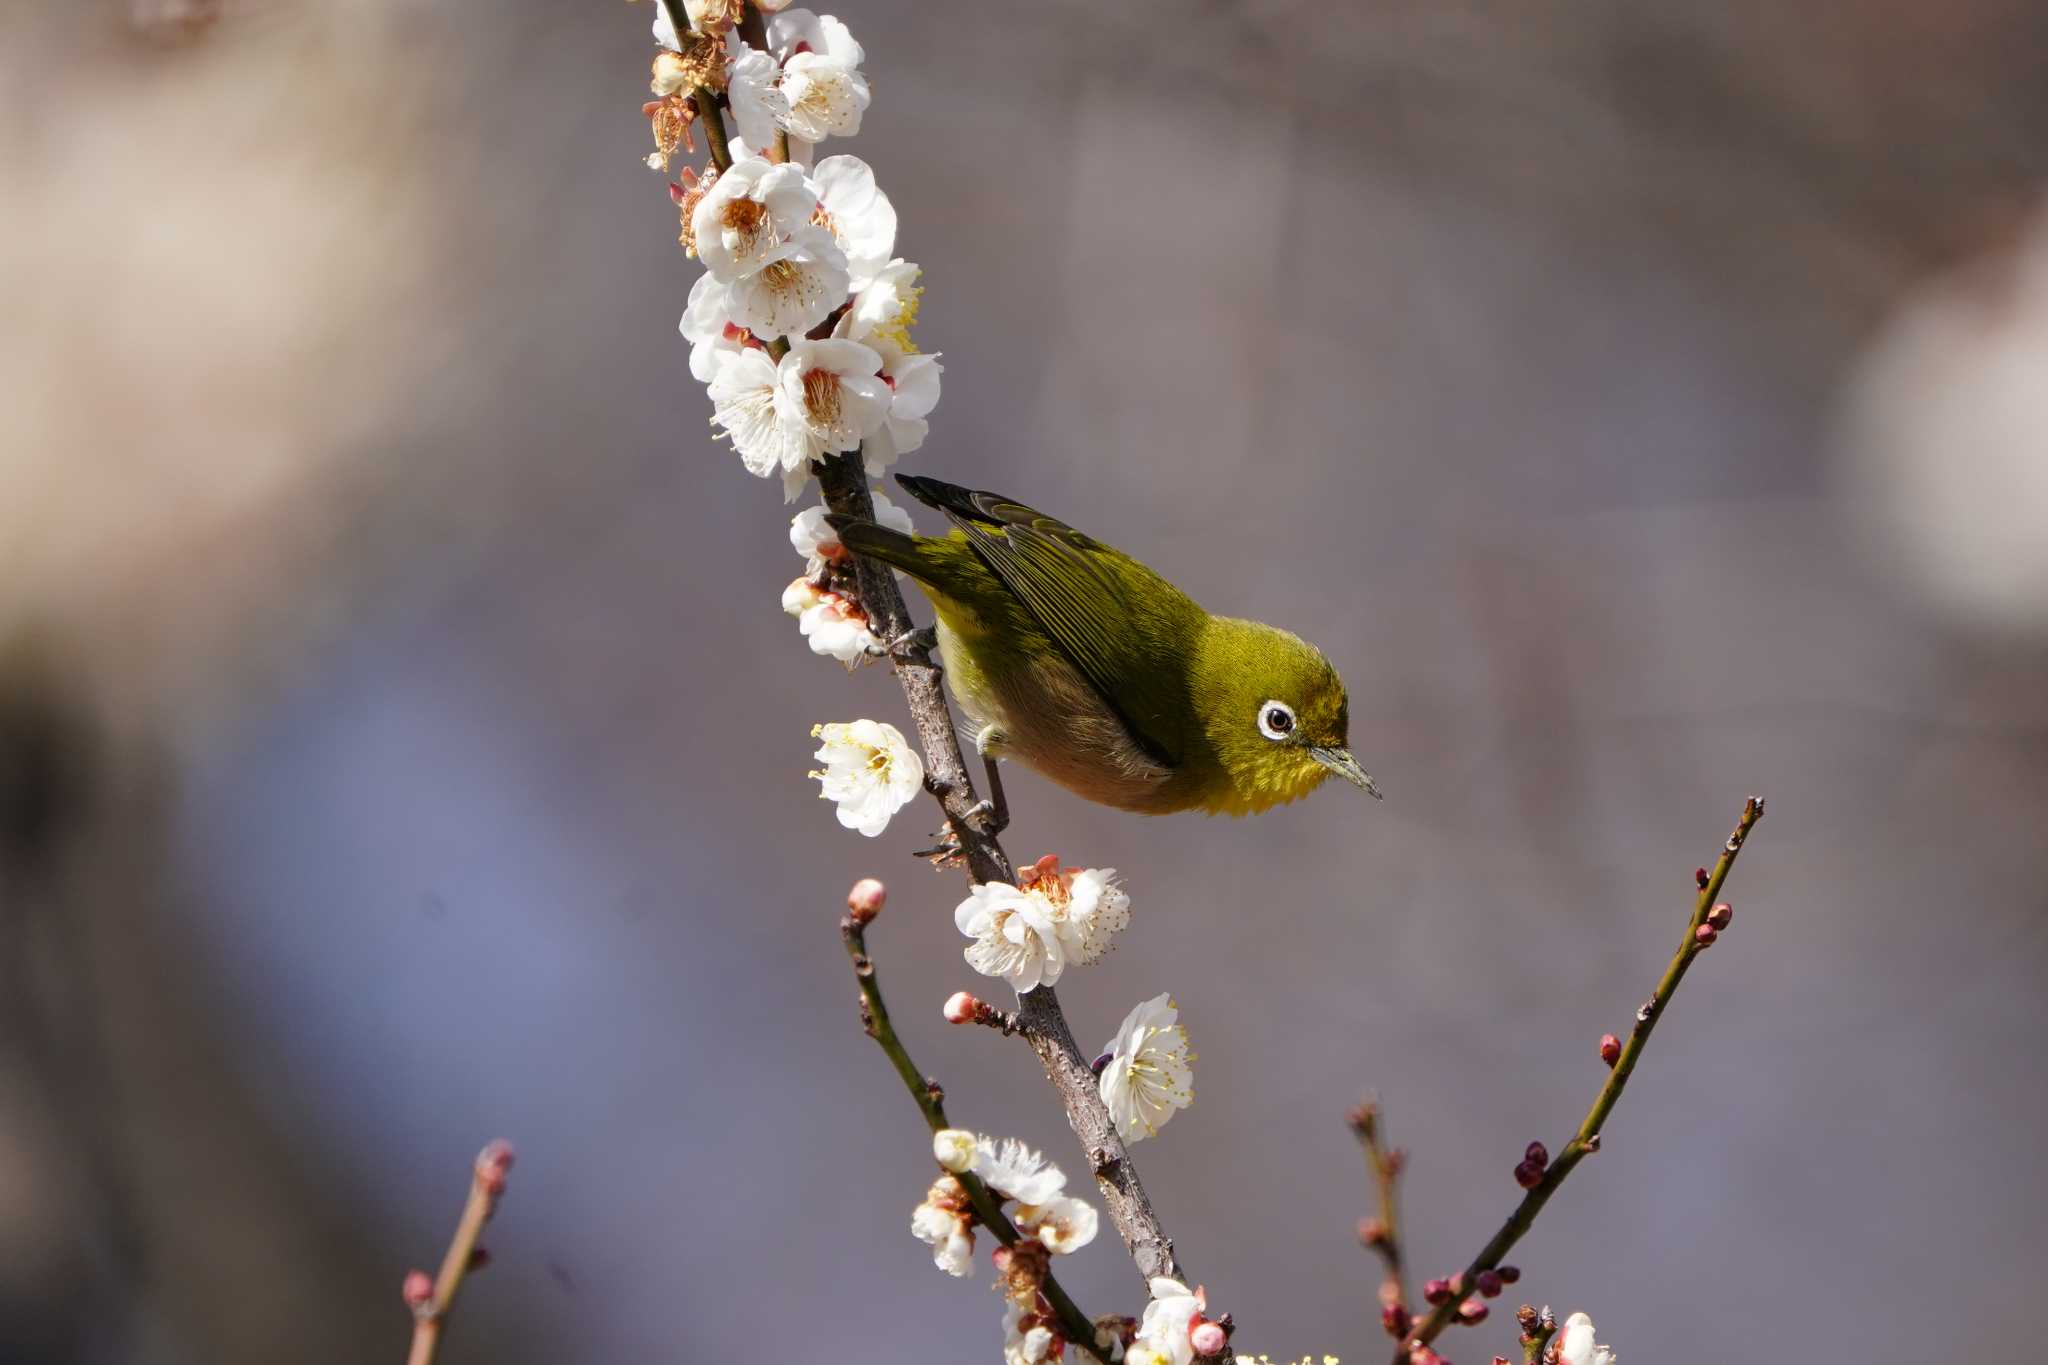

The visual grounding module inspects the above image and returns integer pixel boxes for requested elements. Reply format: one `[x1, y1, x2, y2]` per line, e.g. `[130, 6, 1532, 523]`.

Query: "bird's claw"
[884, 625, 938, 661]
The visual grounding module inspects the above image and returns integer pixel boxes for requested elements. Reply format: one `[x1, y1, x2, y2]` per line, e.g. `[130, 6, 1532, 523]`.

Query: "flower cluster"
[1096, 994, 1196, 1143]
[1124, 1277, 1228, 1365]
[809, 719, 921, 836]
[914, 1129, 1100, 1317]
[655, 7, 940, 503]
[955, 854, 1131, 993]
[779, 490, 913, 661]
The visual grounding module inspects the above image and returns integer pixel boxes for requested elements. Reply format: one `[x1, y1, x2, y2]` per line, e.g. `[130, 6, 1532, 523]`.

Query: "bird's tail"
[824, 512, 935, 581]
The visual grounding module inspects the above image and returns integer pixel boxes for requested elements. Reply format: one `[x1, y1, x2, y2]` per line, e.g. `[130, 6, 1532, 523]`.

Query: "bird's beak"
[1311, 746, 1383, 800]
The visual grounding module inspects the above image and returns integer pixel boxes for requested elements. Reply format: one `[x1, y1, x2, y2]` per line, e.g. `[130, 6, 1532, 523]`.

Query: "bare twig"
[1349, 1098, 1410, 1322]
[815, 452, 1192, 1290]
[404, 1140, 515, 1365]
[841, 904, 1110, 1363]
[1399, 797, 1767, 1361]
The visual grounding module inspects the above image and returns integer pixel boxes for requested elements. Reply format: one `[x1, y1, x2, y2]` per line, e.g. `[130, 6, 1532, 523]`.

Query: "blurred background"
[4, 0, 2047, 1360]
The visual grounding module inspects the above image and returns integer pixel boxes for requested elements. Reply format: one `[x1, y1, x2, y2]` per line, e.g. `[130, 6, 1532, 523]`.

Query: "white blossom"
[797, 591, 878, 661]
[725, 44, 790, 152]
[1558, 1312, 1616, 1365]
[810, 155, 897, 292]
[1003, 1304, 1058, 1365]
[1056, 865, 1130, 966]
[910, 1177, 976, 1279]
[932, 1128, 977, 1174]
[842, 258, 922, 347]
[766, 9, 869, 142]
[709, 339, 888, 499]
[1013, 1194, 1099, 1255]
[679, 271, 744, 383]
[863, 336, 941, 472]
[790, 489, 911, 574]
[782, 576, 827, 617]
[1134, 1278, 1205, 1365]
[725, 231, 848, 338]
[809, 719, 922, 837]
[955, 881, 1067, 992]
[1097, 993, 1194, 1143]
[970, 1136, 1066, 1205]
[692, 157, 819, 283]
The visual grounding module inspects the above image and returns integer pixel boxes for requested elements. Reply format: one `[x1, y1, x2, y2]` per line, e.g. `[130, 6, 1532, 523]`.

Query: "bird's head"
[1196, 619, 1381, 815]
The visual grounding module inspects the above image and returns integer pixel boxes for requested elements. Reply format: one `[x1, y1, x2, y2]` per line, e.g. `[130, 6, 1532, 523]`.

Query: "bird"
[827, 474, 1380, 820]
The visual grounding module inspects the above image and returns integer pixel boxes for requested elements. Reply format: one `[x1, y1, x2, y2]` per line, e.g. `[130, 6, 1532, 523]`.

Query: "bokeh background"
[4, 0, 2048, 1360]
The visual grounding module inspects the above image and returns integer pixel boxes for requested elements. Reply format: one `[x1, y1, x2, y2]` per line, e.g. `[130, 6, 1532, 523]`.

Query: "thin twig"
[1399, 796, 1766, 1361]
[816, 451, 1192, 1291]
[841, 909, 1110, 1363]
[1349, 1098, 1410, 1320]
[404, 1140, 515, 1365]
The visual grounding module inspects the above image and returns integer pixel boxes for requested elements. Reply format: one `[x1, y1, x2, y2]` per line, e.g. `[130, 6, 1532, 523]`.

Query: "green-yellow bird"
[828, 475, 1381, 819]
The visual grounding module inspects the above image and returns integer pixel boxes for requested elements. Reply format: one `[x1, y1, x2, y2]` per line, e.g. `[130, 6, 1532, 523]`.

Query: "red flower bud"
[1524, 1142, 1549, 1168]
[1708, 902, 1733, 930]
[1694, 922, 1718, 946]
[1694, 867, 1710, 888]
[846, 878, 886, 923]
[1423, 1277, 1453, 1305]
[1474, 1269, 1503, 1298]
[1496, 1264, 1521, 1284]
[1191, 1321, 1228, 1355]
[942, 991, 980, 1024]
[1599, 1033, 1622, 1067]
[1513, 1160, 1544, 1189]
[402, 1270, 434, 1309]
[1382, 1303, 1412, 1338]
[1459, 1297, 1489, 1323]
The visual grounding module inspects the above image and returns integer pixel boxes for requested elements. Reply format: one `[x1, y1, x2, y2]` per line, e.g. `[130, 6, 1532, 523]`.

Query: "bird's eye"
[1257, 700, 1296, 741]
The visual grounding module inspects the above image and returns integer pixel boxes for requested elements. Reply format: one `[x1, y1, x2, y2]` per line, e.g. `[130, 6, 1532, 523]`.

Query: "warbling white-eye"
[829, 475, 1381, 819]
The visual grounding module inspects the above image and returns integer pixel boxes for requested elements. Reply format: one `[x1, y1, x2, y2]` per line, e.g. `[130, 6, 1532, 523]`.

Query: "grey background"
[3, 0, 2047, 1361]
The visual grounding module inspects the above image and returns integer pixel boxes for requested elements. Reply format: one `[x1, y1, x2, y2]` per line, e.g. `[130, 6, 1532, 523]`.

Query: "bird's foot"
[881, 625, 937, 661]
[912, 825, 967, 870]
[963, 797, 1009, 837]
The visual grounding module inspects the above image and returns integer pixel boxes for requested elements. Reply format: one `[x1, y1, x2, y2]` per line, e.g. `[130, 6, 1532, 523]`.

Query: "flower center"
[801, 367, 843, 424]
[721, 197, 770, 251]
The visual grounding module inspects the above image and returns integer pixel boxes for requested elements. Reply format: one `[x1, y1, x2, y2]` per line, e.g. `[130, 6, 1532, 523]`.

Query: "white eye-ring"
[1257, 699, 1297, 742]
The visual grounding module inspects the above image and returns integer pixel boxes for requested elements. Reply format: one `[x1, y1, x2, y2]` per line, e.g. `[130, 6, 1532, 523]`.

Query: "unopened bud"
[846, 878, 886, 924]
[1694, 922, 1718, 946]
[1524, 1141, 1548, 1168]
[1513, 1159, 1544, 1189]
[1423, 1277, 1453, 1305]
[402, 1269, 434, 1309]
[943, 991, 981, 1024]
[1694, 866, 1710, 888]
[1358, 1217, 1389, 1247]
[1707, 902, 1733, 930]
[1497, 1264, 1521, 1284]
[933, 1128, 977, 1173]
[1381, 1303, 1412, 1338]
[476, 1140, 515, 1195]
[467, 1246, 491, 1271]
[1598, 1033, 1622, 1067]
[1475, 1269, 1503, 1298]
[1459, 1297, 1489, 1323]
[1191, 1321, 1228, 1356]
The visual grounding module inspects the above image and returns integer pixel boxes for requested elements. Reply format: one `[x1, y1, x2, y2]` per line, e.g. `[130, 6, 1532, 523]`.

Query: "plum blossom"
[1013, 1194, 1098, 1255]
[678, 272, 747, 382]
[725, 44, 790, 151]
[932, 1128, 977, 1174]
[910, 1174, 975, 1278]
[1097, 994, 1195, 1143]
[810, 155, 897, 292]
[766, 9, 870, 143]
[709, 339, 888, 498]
[723, 231, 848, 339]
[970, 1136, 1066, 1205]
[691, 157, 819, 282]
[1558, 1312, 1616, 1365]
[793, 588, 878, 661]
[1134, 1278, 1205, 1365]
[809, 719, 921, 836]
[955, 881, 1066, 992]
[790, 489, 912, 574]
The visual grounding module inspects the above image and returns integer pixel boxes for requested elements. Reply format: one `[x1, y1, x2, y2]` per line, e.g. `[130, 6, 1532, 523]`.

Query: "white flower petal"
[810, 719, 922, 836]
[1097, 993, 1194, 1143]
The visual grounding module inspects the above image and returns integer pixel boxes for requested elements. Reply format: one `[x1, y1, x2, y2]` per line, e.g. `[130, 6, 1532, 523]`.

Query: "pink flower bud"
[1496, 1264, 1521, 1284]
[402, 1270, 434, 1309]
[1381, 1303, 1412, 1338]
[1599, 1033, 1622, 1067]
[1474, 1270, 1503, 1298]
[1459, 1297, 1488, 1323]
[1191, 1321, 1228, 1355]
[1358, 1217, 1388, 1247]
[1524, 1141, 1548, 1168]
[846, 878, 886, 924]
[1694, 922, 1718, 946]
[943, 991, 980, 1024]
[1513, 1160, 1544, 1189]
[1423, 1277, 1453, 1305]
[1707, 902, 1733, 930]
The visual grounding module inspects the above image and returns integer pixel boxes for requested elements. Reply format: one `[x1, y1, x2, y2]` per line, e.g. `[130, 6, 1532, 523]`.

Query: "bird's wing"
[895, 475, 1201, 767]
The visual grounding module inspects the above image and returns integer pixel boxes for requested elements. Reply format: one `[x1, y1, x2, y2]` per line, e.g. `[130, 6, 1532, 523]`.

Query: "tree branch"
[1398, 796, 1767, 1360]
[816, 452, 1191, 1290]
[841, 900, 1110, 1363]
[403, 1140, 515, 1365]
[1350, 1099, 1410, 1324]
